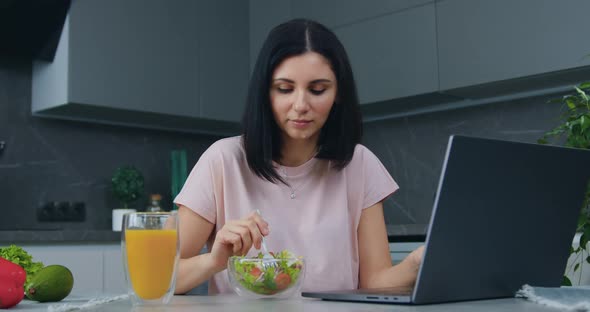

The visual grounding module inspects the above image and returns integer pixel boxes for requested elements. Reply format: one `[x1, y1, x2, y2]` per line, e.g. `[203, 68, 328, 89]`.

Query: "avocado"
[26, 265, 74, 302]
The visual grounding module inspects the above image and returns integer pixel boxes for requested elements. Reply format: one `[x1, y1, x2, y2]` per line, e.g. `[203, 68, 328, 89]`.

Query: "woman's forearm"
[365, 258, 419, 289]
[174, 253, 223, 294]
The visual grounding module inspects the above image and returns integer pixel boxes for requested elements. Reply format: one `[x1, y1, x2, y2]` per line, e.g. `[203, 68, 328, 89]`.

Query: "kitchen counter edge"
[0, 230, 121, 243]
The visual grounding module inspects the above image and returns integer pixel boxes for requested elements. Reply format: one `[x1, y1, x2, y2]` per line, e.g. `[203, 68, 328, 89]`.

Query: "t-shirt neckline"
[273, 156, 319, 178]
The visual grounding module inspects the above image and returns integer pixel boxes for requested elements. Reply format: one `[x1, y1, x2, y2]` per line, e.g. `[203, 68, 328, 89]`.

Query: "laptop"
[302, 135, 590, 304]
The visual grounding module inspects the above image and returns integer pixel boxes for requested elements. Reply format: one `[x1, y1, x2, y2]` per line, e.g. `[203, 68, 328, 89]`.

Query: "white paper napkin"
[516, 284, 590, 311]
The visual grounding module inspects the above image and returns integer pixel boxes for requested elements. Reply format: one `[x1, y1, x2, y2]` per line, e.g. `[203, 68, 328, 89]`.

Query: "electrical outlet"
[37, 201, 86, 222]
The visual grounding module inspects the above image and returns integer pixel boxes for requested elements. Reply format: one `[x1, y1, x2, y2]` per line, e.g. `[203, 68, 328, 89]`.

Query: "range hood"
[0, 0, 71, 60]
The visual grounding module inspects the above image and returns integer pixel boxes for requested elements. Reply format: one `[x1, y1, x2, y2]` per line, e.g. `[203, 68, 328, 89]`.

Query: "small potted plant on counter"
[539, 81, 590, 285]
[111, 165, 144, 231]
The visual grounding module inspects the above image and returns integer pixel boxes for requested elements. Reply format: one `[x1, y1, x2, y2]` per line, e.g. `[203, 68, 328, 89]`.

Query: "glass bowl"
[227, 254, 305, 298]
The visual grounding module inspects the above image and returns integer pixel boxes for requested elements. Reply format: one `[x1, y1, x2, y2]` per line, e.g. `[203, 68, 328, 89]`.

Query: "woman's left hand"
[405, 245, 425, 272]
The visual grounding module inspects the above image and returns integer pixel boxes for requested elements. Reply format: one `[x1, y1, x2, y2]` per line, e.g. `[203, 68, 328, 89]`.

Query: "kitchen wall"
[364, 93, 564, 228]
[0, 58, 219, 231]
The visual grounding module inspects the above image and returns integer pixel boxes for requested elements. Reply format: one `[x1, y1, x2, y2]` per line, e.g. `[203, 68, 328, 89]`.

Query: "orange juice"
[125, 229, 178, 299]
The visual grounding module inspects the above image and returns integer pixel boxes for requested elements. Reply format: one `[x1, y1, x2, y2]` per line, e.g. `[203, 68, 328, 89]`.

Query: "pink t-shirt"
[174, 136, 398, 294]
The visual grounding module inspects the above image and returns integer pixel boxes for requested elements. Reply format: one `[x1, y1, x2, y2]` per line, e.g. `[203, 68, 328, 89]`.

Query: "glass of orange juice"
[122, 212, 179, 306]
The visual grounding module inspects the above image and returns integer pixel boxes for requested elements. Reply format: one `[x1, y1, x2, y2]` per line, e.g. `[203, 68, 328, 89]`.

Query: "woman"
[174, 18, 424, 295]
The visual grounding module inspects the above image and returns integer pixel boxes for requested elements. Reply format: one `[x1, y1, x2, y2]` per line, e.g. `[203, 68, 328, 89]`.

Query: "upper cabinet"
[334, 4, 438, 105]
[297, 0, 432, 29]
[32, 0, 247, 136]
[33, 0, 590, 131]
[262, 0, 590, 115]
[197, 1, 249, 123]
[437, 0, 590, 96]
[248, 0, 292, 72]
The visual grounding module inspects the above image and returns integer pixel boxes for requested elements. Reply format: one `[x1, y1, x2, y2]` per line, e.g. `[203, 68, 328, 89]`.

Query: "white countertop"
[14, 293, 563, 312]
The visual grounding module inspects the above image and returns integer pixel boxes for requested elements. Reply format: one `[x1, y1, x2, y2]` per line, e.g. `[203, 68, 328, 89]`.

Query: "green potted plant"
[111, 165, 145, 231]
[539, 81, 590, 285]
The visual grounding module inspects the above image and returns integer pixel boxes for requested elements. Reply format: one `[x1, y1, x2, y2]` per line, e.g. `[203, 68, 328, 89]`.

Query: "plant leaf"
[575, 87, 589, 103]
[586, 255, 590, 264]
[583, 226, 590, 249]
[543, 126, 566, 139]
[579, 82, 590, 90]
[580, 233, 588, 251]
[562, 276, 573, 286]
[574, 263, 580, 272]
[578, 214, 587, 230]
[566, 97, 577, 109]
[581, 115, 590, 132]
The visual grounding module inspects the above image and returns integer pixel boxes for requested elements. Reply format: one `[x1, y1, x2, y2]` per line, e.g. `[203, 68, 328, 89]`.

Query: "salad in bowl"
[227, 250, 305, 298]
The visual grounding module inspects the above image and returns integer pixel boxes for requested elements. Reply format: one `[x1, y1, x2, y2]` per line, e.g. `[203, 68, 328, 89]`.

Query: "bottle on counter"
[146, 194, 163, 212]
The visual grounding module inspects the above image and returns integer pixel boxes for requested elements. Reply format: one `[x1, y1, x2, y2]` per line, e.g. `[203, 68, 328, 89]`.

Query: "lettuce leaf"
[0, 244, 44, 285]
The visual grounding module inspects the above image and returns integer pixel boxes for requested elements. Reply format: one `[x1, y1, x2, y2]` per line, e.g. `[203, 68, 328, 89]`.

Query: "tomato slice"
[274, 273, 291, 290]
[250, 266, 262, 278]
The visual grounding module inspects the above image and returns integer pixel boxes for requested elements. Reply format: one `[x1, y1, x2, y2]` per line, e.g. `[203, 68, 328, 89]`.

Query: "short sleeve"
[174, 144, 219, 224]
[357, 145, 399, 209]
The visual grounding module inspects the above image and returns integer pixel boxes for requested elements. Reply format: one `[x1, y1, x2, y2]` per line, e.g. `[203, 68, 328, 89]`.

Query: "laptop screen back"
[412, 135, 589, 304]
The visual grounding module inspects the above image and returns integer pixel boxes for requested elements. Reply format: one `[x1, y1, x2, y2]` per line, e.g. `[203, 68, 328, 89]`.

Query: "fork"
[255, 209, 279, 269]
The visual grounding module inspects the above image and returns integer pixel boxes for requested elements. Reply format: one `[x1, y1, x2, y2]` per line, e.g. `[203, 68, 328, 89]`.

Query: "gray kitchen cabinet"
[437, 0, 590, 94]
[20, 244, 105, 295]
[103, 245, 126, 294]
[296, 0, 432, 28]
[32, 0, 245, 136]
[197, 0, 249, 123]
[389, 242, 422, 265]
[12, 244, 126, 295]
[334, 4, 438, 105]
[249, 0, 292, 72]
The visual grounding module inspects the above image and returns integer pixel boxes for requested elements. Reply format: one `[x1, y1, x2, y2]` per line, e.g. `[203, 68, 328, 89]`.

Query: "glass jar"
[146, 194, 163, 212]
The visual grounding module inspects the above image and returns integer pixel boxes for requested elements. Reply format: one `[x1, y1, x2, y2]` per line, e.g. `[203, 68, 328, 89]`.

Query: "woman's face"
[270, 52, 337, 144]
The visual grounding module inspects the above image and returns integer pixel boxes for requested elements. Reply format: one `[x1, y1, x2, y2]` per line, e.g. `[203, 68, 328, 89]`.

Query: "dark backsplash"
[0, 57, 565, 232]
[364, 93, 563, 227]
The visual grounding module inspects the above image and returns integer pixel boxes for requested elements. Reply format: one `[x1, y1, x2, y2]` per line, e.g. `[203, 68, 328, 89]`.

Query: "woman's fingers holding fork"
[248, 211, 270, 236]
[222, 216, 268, 255]
[210, 213, 272, 269]
[243, 212, 270, 251]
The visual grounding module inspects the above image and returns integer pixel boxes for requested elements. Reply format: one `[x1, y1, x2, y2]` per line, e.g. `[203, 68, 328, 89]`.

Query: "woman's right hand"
[209, 211, 270, 270]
